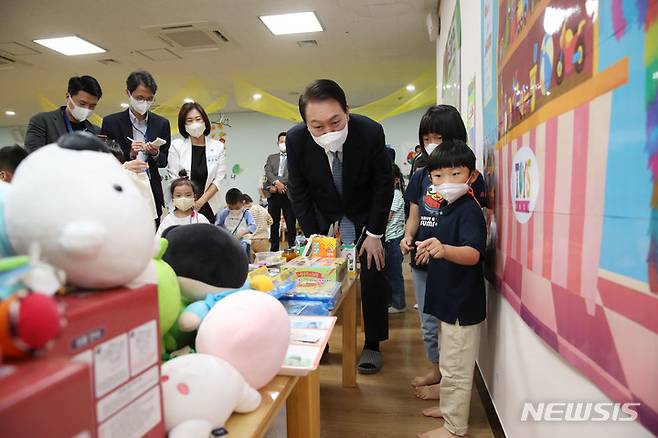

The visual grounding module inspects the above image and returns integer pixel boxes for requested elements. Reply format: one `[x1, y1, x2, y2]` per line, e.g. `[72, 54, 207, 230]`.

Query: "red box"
[49, 286, 165, 438]
[0, 358, 96, 437]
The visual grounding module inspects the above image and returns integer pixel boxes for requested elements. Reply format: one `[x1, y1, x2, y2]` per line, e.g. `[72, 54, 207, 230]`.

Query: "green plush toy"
[154, 238, 182, 342]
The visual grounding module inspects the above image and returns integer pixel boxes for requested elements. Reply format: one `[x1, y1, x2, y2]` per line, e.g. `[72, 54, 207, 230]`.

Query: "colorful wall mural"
[481, 0, 658, 434]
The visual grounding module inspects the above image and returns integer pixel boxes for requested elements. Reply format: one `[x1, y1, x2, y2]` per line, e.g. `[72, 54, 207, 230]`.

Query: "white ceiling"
[0, 0, 437, 127]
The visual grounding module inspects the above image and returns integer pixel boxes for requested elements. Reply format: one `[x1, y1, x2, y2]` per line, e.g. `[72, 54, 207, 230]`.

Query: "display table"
[332, 275, 358, 388]
[225, 275, 358, 437]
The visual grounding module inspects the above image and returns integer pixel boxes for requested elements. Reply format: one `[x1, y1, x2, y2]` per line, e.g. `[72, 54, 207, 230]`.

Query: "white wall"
[0, 126, 25, 146]
[435, 1, 652, 437]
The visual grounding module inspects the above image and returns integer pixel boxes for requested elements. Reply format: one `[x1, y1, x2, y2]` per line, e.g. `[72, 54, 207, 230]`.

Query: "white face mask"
[173, 197, 195, 211]
[425, 143, 440, 156]
[311, 120, 348, 153]
[67, 96, 93, 122]
[129, 95, 153, 115]
[433, 182, 470, 204]
[278, 142, 286, 153]
[185, 121, 205, 138]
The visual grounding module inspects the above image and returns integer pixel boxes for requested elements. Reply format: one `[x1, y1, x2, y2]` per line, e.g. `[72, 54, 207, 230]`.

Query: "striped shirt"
[385, 189, 405, 242]
[249, 204, 273, 239]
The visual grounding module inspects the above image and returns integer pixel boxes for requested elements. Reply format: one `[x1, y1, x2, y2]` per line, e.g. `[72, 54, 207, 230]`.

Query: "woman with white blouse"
[167, 102, 226, 222]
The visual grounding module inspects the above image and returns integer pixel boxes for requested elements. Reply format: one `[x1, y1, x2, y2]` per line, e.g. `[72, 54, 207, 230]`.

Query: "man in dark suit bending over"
[101, 71, 171, 223]
[286, 79, 393, 374]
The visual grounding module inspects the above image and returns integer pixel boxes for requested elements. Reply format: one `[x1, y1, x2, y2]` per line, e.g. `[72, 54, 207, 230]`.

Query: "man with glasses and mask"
[101, 70, 171, 224]
[286, 79, 393, 375]
[25, 75, 103, 153]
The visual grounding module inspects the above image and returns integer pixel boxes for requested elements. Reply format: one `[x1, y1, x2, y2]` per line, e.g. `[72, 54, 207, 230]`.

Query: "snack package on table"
[285, 257, 347, 282]
[247, 266, 296, 299]
[339, 244, 358, 277]
[301, 235, 337, 258]
[254, 251, 286, 267]
[281, 279, 342, 309]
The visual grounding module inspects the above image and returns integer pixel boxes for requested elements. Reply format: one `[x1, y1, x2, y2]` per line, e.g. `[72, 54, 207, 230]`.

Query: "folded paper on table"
[279, 316, 337, 376]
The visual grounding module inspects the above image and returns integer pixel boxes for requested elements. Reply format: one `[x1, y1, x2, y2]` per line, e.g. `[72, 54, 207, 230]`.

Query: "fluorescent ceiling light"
[259, 12, 323, 35]
[184, 98, 194, 103]
[33, 36, 106, 56]
[5, 111, 16, 116]
[252, 93, 262, 100]
[406, 84, 416, 92]
[120, 103, 129, 108]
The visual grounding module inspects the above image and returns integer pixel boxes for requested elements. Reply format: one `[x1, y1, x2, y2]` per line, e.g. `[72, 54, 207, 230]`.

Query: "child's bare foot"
[418, 427, 467, 438]
[422, 406, 443, 418]
[415, 383, 440, 400]
[411, 369, 441, 387]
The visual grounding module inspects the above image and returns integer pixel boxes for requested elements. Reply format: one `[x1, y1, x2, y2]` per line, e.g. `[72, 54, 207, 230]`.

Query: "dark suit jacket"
[286, 114, 393, 236]
[100, 109, 171, 210]
[263, 153, 289, 199]
[24, 107, 100, 153]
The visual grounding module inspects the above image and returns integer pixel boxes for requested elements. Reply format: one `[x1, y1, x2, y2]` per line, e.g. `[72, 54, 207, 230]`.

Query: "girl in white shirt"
[156, 170, 209, 237]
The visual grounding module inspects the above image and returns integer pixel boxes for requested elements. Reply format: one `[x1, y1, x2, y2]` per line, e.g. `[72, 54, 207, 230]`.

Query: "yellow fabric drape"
[233, 77, 302, 122]
[233, 70, 436, 122]
[352, 70, 436, 121]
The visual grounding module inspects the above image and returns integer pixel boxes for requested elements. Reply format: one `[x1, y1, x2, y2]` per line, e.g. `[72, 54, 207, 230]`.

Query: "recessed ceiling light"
[33, 36, 106, 56]
[184, 98, 194, 103]
[5, 110, 16, 116]
[406, 84, 416, 92]
[259, 12, 323, 35]
[252, 93, 262, 100]
[120, 103, 129, 108]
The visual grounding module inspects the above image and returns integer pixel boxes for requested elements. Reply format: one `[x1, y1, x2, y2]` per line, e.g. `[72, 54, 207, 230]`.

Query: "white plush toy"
[3, 144, 155, 289]
[161, 353, 261, 438]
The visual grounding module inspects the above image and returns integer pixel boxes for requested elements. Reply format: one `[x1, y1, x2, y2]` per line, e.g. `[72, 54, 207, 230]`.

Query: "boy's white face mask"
[432, 182, 470, 204]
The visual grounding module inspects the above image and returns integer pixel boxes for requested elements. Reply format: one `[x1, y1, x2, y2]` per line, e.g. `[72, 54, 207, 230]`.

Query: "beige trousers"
[439, 320, 481, 436]
[250, 238, 271, 261]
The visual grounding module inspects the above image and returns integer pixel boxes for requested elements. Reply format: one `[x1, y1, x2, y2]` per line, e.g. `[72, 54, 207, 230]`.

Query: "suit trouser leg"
[281, 196, 297, 247]
[359, 248, 390, 343]
[268, 195, 283, 251]
[151, 177, 164, 228]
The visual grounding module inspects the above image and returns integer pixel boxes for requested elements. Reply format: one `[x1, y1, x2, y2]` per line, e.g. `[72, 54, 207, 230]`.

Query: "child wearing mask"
[385, 164, 407, 313]
[416, 140, 486, 438]
[156, 170, 209, 237]
[216, 188, 257, 257]
[402, 104, 487, 400]
[242, 194, 273, 261]
[0, 145, 28, 183]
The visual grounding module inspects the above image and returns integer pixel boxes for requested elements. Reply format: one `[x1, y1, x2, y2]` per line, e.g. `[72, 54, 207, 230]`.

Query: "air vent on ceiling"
[143, 22, 233, 50]
[0, 55, 16, 70]
[0, 42, 40, 56]
[297, 40, 318, 48]
[97, 58, 120, 66]
[134, 48, 181, 62]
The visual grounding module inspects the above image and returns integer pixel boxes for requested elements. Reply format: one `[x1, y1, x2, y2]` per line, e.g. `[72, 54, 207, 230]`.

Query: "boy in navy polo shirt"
[402, 105, 487, 398]
[415, 140, 486, 438]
